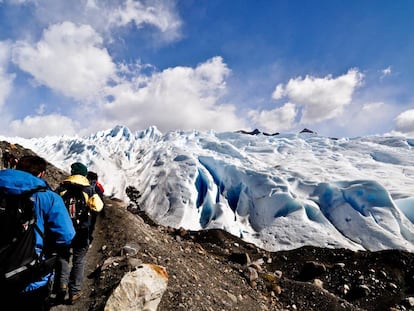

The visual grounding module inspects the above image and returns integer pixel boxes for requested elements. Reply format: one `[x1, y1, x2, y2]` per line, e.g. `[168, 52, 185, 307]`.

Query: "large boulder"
[105, 264, 168, 311]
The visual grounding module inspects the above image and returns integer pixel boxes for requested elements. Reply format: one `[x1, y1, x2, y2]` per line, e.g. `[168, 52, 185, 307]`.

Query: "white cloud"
[12, 21, 116, 100]
[361, 102, 385, 113]
[248, 102, 296, 132]
[9, 114, 78, 138]
[35, 103, 46, 115]
[272, 69, 364, 123]
[381, 66, 392, 78]
[338, 102, 395, 136]
[85, 0, 98, 9]
[107, 0, 182, 39]
[5, 0, 31, 3]
[271, 84, 284, 100]
[17, 0, 182, 43]
[102, 56, 246, 132]
[392, 109, 414, 137]
[0, 41, 15, 110]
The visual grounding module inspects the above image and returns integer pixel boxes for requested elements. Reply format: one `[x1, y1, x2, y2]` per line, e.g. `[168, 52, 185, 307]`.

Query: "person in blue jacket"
[0, 156, 75, 310]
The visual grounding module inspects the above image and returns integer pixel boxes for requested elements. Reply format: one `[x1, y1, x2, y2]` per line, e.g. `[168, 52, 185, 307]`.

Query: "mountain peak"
[109, 125, 133, 139]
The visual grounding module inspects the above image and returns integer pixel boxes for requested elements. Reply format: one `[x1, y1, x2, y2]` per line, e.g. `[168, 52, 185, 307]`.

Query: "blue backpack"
[0, 170, 53, 292]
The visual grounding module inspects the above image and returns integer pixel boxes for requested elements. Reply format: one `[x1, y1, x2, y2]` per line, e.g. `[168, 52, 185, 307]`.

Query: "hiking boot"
[55, 284, 67, 304]
[69, 292, 82, 304]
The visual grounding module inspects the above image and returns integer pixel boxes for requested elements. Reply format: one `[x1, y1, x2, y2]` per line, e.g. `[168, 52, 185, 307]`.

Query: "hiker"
[86, 171, 105, 244]
[54, 162, 103, 304]
[2, 148, 10, 168]
[87, 171, 105, 201]
[0, 156, 75, 310]
[8, 154, 19, 169]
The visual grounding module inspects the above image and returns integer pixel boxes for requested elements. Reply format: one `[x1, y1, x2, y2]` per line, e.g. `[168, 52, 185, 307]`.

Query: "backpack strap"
[21, 186, 48, 252]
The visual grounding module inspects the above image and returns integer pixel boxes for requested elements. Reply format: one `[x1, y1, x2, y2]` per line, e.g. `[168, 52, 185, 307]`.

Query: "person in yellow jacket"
[53, 162, 103, 305]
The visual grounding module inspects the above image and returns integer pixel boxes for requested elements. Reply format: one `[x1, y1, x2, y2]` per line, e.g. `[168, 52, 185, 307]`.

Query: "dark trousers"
[58, 245, 88, 296]
[2, 283, 51, 311]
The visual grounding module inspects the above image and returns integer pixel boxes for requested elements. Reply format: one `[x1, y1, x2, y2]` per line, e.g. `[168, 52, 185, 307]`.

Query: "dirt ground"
[51, 198, 269, 311]
[50, 197, 414, 311]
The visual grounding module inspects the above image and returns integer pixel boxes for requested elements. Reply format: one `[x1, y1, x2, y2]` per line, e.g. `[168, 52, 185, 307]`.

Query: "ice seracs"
[3, 126, 414, 252]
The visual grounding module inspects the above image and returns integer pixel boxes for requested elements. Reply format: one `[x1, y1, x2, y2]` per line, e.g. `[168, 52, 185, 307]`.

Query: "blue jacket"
[0, 169, 75, 292]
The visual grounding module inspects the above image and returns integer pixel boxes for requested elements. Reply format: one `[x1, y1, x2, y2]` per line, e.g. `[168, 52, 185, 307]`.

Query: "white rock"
[105, 264, 168, 311]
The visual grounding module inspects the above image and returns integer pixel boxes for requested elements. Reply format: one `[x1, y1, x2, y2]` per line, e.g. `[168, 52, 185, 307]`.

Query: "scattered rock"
[105, 264, 168, 311]
[298, 261, 327, 281]
[229, 252, 251, 265]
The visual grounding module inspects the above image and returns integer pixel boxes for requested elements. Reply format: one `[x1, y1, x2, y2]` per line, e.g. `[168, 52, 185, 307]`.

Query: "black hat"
[71, 162, 88, 176]
[87, 171, 98, 181]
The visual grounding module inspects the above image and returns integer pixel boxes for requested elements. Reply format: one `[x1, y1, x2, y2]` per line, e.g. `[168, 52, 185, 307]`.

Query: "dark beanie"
[87, 171, 98, 181]
[71, 162, 88, 176]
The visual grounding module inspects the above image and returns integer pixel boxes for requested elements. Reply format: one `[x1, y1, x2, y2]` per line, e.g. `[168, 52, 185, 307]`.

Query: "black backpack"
[0, 186, 51, 292]
[60, 184, 91, 230]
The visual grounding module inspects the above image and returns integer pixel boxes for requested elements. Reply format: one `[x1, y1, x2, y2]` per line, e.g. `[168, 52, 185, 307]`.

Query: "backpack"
[0, 186, 49, 292]
[60, 183, 91, 230]
[95, 181, 104, 194]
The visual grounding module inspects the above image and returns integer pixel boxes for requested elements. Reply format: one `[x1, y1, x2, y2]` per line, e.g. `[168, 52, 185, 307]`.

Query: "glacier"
[3, 125, 414, 252]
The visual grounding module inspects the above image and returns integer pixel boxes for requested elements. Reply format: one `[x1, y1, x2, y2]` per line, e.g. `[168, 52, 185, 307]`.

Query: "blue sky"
[0, 0, 413, 138]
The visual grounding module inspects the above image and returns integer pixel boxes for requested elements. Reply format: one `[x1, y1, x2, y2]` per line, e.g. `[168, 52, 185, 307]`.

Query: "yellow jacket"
[60, 175, 104, 212]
